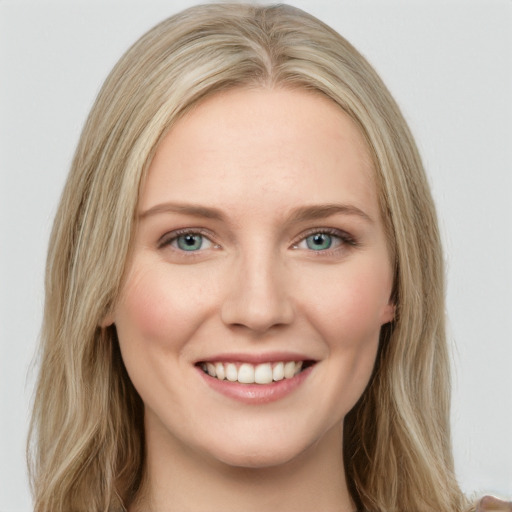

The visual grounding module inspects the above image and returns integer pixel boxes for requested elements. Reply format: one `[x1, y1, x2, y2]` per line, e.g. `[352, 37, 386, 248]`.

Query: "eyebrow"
[139, 202, 373, 224]
[139, 203, 226, 221]
[287, 203, 374, 224]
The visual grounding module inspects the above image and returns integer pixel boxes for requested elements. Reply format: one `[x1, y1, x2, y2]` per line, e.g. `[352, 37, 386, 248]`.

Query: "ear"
[99, 309, 115, 328]
[381, 300, 396, 325]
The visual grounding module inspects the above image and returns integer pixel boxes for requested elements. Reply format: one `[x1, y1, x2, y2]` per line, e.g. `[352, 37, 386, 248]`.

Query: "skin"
[109, 88, 395, 512]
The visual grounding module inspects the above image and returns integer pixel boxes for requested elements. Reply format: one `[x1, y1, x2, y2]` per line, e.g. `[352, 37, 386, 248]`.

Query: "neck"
[130, 420, 355, 512]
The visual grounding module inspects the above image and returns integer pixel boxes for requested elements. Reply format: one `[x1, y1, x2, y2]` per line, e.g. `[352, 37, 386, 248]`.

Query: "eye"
[305, 233, 334, 250]
[175, 233, 208, 251]
[293, 229, 354, 252]
[159, 231, 215, 252]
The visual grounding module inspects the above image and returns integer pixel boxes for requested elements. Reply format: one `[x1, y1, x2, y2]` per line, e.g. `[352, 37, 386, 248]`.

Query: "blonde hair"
[29, 3, 470, 511]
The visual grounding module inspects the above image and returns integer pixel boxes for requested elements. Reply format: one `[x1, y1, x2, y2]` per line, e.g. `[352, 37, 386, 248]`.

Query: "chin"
[196, 428, 320, 470]
[213, 447, 303, 470]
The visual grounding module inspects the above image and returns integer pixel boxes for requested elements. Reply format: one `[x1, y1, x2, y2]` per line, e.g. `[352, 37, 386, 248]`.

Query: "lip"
[197, 351, 314, 365]
[195, 354, 316, 405]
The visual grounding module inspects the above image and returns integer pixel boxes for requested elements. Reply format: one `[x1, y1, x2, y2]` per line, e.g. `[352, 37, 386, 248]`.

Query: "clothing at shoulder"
[477, 496, 512, 511]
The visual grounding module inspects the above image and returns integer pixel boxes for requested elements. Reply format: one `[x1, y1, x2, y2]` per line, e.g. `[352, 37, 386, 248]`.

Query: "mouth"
[196, 360, 316, 385]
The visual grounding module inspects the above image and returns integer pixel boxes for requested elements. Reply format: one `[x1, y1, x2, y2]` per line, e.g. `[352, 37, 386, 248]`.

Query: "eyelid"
[291, 227, 357, 251]
[156, 226, 357, 254]
[158, 228, 219, 250]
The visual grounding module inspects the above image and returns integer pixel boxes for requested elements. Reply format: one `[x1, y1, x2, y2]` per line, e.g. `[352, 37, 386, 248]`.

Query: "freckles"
[342, 264, 393, 313]
[301, 266, 391, 345]
[117, 256, 227, 357]
[118, 265, 202, 343]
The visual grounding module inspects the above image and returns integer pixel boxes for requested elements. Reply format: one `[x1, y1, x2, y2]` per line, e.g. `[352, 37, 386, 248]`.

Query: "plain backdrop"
[1, 1, 511, 510]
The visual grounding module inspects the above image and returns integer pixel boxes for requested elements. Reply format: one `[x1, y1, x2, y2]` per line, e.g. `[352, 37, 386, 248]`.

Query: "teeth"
[226, 363, 238, 382]
[272, 362, 284, 381]
[215, 362, 225, 380]
[254, 363, 273, 384]
[238, 363, 255, 384]
[284, 361, 296, 379]
[201, 361, 306, 384]
[206, 363, 216, 377]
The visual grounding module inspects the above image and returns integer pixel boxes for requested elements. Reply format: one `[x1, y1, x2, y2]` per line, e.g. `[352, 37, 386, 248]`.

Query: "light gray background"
[1, 1, 511, 510]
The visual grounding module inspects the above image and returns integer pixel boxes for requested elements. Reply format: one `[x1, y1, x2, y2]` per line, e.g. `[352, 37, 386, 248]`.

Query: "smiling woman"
[26, 3, 509, 512]
[111, 88, 395, 491]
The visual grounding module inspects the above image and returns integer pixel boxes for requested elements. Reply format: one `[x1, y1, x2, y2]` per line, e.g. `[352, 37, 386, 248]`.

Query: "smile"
[199, 361, 307, 384]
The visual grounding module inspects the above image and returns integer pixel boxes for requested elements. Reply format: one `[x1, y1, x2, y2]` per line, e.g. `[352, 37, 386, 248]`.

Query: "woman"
[27, 3, 510, 512]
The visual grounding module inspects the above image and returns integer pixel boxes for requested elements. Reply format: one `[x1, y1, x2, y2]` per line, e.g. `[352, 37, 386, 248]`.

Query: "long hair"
[28, 3, 469, 511]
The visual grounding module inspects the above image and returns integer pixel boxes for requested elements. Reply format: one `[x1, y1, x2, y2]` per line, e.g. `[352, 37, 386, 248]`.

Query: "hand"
[477, 496, 512, 512]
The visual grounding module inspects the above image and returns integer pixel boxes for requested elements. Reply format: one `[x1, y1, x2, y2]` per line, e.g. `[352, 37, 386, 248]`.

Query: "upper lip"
[196, 352, 317, 365]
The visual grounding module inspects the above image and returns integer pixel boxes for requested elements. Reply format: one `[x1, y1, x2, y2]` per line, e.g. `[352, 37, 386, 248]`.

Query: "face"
[111, 88, 394, 469]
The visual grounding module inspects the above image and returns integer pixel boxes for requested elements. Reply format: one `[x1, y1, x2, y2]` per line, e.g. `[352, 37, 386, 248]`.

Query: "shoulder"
[476, 496, 512, 512]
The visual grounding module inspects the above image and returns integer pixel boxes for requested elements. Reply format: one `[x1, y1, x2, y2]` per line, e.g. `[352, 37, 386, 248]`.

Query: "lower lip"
[196, 365, 314, 404]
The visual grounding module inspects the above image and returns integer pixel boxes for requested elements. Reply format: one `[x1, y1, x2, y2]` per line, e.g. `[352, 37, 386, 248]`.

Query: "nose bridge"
[221, 242, 294, 333]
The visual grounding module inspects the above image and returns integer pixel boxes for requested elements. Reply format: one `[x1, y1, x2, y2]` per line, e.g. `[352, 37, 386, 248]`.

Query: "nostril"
[220, 274, 295, 333]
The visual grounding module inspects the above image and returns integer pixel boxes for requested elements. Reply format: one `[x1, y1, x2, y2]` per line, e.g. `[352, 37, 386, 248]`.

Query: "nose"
[220, 252, 295, 334]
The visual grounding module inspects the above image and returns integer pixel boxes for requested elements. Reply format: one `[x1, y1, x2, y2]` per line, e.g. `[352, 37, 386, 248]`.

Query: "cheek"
[300, 260, 393, 343]
[113, 262, 221, 419]
[114, 263, 217, 351]
[305, 265, 391, 415]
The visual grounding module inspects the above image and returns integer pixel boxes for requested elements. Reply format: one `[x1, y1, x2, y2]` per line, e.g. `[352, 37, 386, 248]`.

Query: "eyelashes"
[158, 228, 219, 252]
[158, 227, 358, 256]
[168, 233, 213, 252]
[290, 228, 357, 252]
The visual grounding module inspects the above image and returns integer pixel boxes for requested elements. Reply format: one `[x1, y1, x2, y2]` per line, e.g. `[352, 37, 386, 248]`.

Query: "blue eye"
[305, 233, 333, 250]
[293, 230, 353, 252]
[176, 234, 204, 251]
[165, 232, 214, 252]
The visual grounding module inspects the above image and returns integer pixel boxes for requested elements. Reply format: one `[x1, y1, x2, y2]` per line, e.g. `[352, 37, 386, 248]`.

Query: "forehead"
[140, 87, 378, 221]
